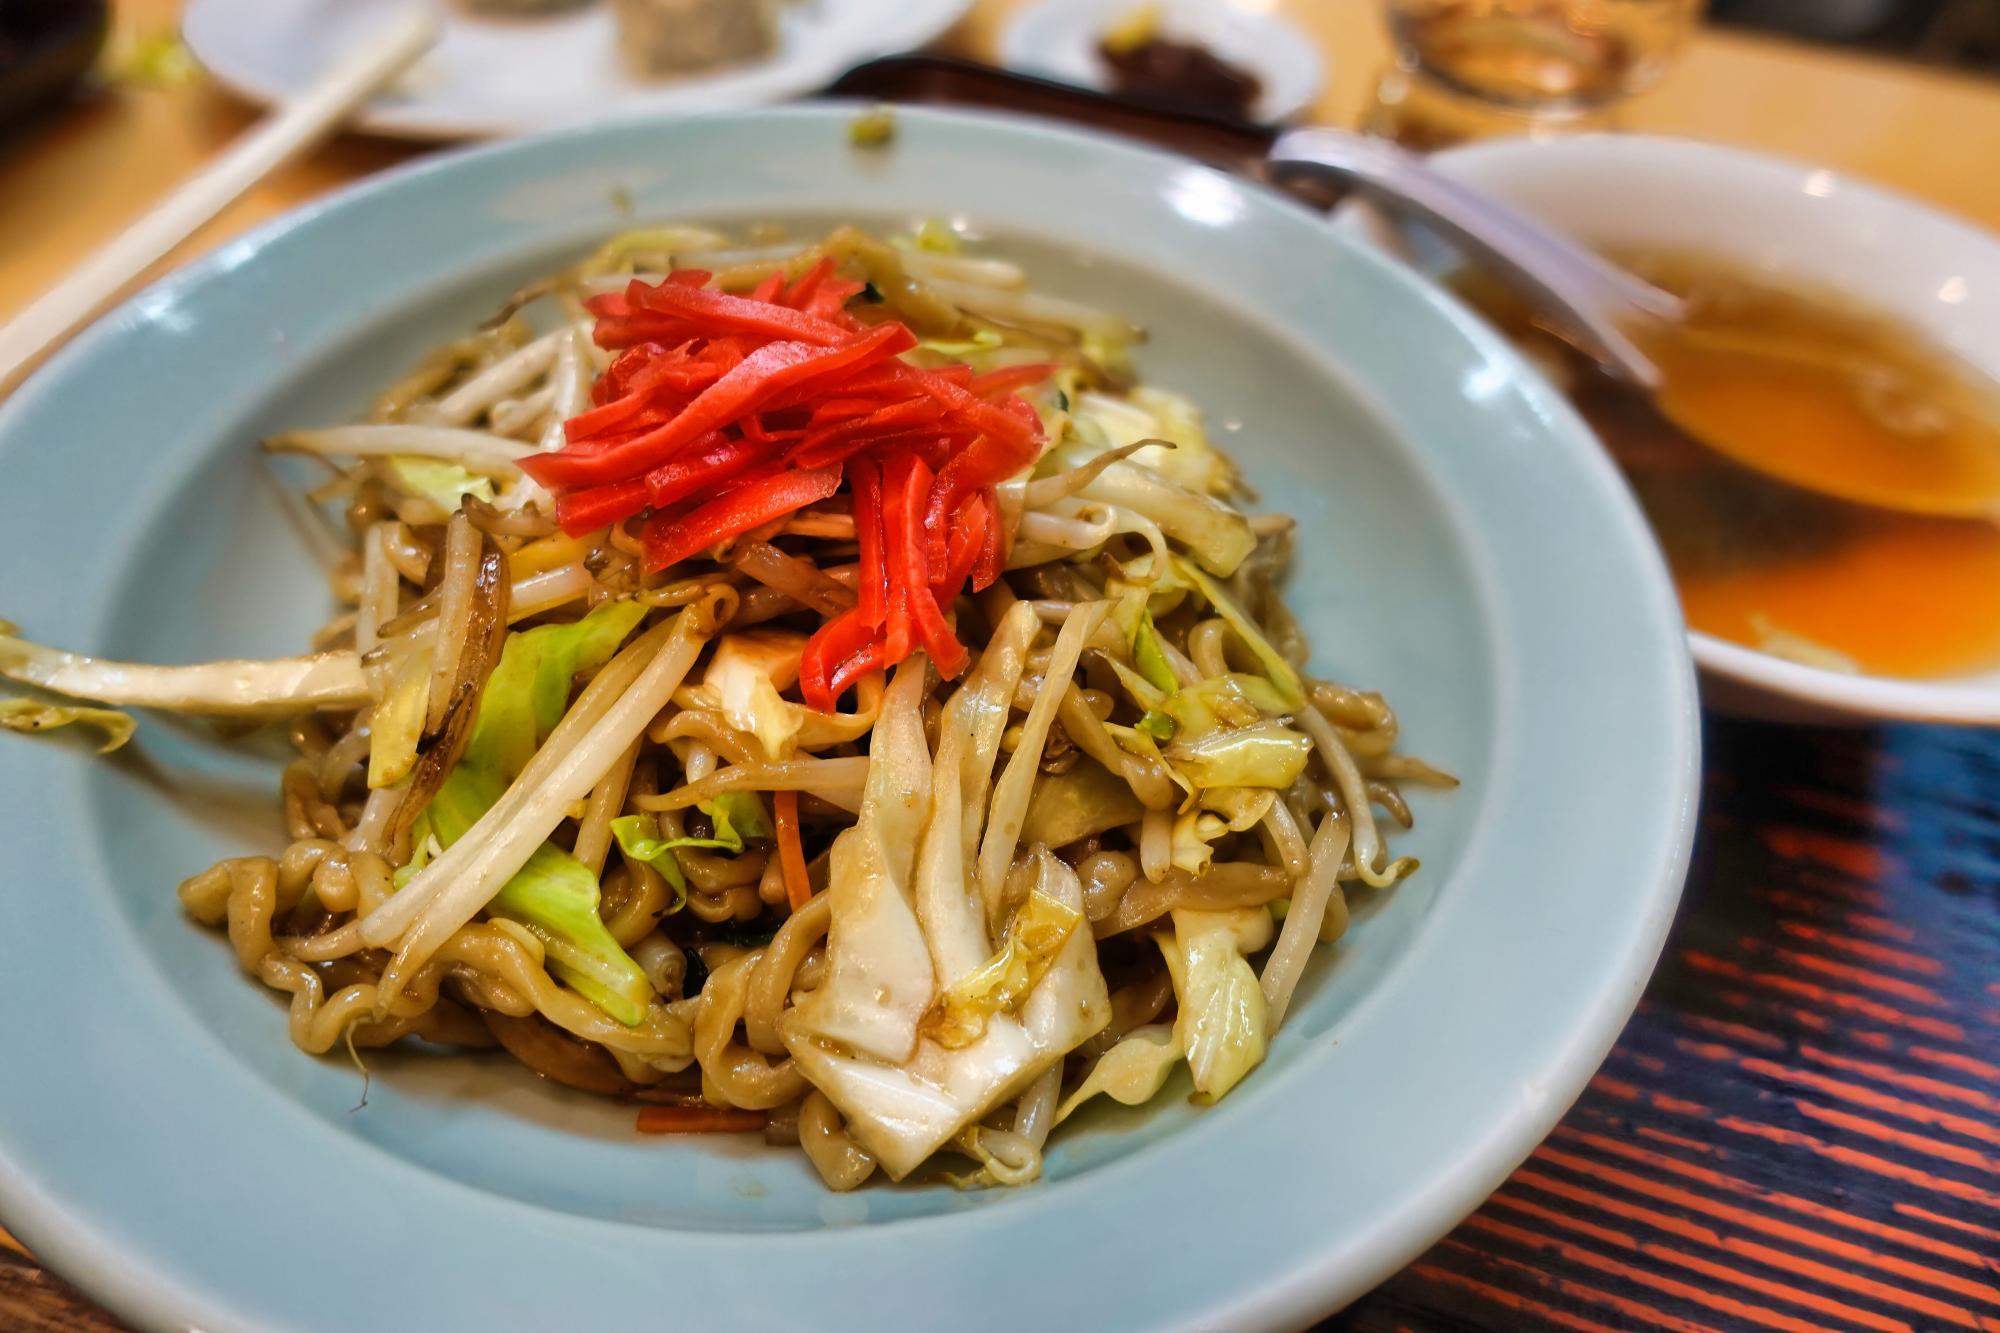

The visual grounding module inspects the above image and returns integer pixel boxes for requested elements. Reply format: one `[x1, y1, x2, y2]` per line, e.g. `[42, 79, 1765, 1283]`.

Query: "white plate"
[1001, 0, 1322, 123]
[182, 0, 971, 140]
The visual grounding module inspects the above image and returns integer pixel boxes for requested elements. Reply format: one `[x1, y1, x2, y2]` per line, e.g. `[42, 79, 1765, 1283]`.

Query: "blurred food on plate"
[1097, 3, 1262, 119]
[999, 0, 1321, 125]
[614, 0, 780, 77]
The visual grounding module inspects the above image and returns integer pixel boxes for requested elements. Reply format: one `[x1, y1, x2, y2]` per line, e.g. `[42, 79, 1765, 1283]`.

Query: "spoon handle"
[1267, 128, 1684, 388]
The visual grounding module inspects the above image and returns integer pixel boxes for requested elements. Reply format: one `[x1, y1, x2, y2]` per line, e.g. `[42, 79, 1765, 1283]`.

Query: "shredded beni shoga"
[0, 220, 1454, 1188]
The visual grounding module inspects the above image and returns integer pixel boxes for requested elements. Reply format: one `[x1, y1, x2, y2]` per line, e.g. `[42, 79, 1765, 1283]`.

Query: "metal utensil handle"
[1268, 127, 1683, 387]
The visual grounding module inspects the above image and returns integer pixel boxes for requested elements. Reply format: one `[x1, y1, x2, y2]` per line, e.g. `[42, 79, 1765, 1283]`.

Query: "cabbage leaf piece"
[367, 637, 431, 789]
[784, 849, 1111, 1179]
[1054, 907, 1281, 1122]
[1055, 401, 1253, 577]
[1053, 1023, 1183, 1125]
[0, 696, 134, 752]
[0, 621, 368, 718]
[922, 889, 1083, 1049]
[1063, 455, 1254, 578]
[1166, 722, 1312, 790]
[782, 631, 1110, 1179]
[384, 457, 494, 511]
[1157, 907, 1274, 1103]
[779, 660, 937, 1065]
[465, 601, 649, 777]
[411, 600, 653, 1023]
[609, 792, 771, 904]
[1020, 759, 1146, 850]
[673, 629, 809, 760]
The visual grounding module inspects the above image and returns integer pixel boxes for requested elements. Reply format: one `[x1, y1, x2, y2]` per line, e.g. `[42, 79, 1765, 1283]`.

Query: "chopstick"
[0, 9, 439, 400]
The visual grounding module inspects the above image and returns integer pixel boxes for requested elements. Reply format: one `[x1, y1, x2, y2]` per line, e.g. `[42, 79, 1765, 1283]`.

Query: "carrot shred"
[774, 789, 811, 912]
[635, 1105, 768, 1134]
[543, 265, 1053, 706]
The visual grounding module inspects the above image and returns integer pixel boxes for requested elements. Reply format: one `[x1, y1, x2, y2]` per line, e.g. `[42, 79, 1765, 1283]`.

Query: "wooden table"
[5, 4, 2000, 1330]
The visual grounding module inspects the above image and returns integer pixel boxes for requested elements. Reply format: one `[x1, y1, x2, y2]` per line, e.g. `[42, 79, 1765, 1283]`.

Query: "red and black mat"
[1340, 717, 2000, 1333]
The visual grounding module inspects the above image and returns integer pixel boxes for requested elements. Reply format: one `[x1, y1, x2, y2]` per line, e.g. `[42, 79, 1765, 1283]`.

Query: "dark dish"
[1099, 32, 1261, 121]
[826, 56, 1280, 181]
[0, 0, 108, 128]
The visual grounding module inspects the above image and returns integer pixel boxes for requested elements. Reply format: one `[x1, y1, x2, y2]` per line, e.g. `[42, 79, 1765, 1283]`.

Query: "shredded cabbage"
[906, 217, 962, 254]
[425, 766, 652, 1024]
[367, 640, 430, 788]
[917, 329, 1003, 359]
[1104, 720, 1194, 798]
[1159, 674, 1292, 735]
[1174, 558, 1306, 708]
[362, 614, 713, 1002]
[1130, 607, 1179, 695]
[1169, 807, 1228, 876]
[782, 666, 1113, 1181]
[1201, 786, 1276, 832]
[703, 790, 772, 844]
[0, 696, 134, 752]
[1061, 907, 1278, 1121]
[1105, 656, 1169, 714]
[1061, 454, 1254, 577]
[466, 601, 650, 777]
[785, 848, 1110, 1179]
[1073, 387, 1235, 496]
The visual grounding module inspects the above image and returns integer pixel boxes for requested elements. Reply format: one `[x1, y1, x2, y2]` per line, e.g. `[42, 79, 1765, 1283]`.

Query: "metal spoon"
[1266, 127, 1687, 389]
[1268, 127, 2000, 521]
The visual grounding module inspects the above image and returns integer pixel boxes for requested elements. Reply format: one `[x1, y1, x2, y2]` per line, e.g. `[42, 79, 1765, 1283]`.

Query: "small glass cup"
[1368, 0, 1703, 149]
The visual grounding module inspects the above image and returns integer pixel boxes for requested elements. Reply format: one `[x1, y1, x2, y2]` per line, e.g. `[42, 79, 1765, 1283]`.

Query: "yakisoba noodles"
[0, 221, 1454, 1188]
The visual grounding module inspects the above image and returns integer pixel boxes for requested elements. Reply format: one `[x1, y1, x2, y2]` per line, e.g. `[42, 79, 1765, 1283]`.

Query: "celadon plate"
[0, 107, 1698, 1332]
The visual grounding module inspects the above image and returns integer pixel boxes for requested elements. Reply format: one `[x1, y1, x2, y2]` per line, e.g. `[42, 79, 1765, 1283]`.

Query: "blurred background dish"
[1339, 133, 2000, 725]
[180, 0, 973, 139]
[1366, 0, 1704, 146]
[1000, 0, 1322, 123]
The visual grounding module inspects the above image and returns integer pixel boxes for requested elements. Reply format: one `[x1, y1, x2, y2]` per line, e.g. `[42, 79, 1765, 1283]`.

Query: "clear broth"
[1456, 253, 2000, 678]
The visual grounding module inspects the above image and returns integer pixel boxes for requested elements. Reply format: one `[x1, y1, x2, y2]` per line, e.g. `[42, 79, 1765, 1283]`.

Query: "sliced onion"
[728, 541, 856, 618]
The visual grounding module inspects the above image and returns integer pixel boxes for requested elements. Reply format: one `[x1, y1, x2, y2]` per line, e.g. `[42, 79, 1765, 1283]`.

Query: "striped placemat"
[5, 719, 1994, 1331]
[1342, 719, 2000, 1332]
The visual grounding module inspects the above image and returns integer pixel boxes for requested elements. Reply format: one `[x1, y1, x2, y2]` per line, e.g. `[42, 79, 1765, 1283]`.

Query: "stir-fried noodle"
[0, 221, 1454, 1188]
